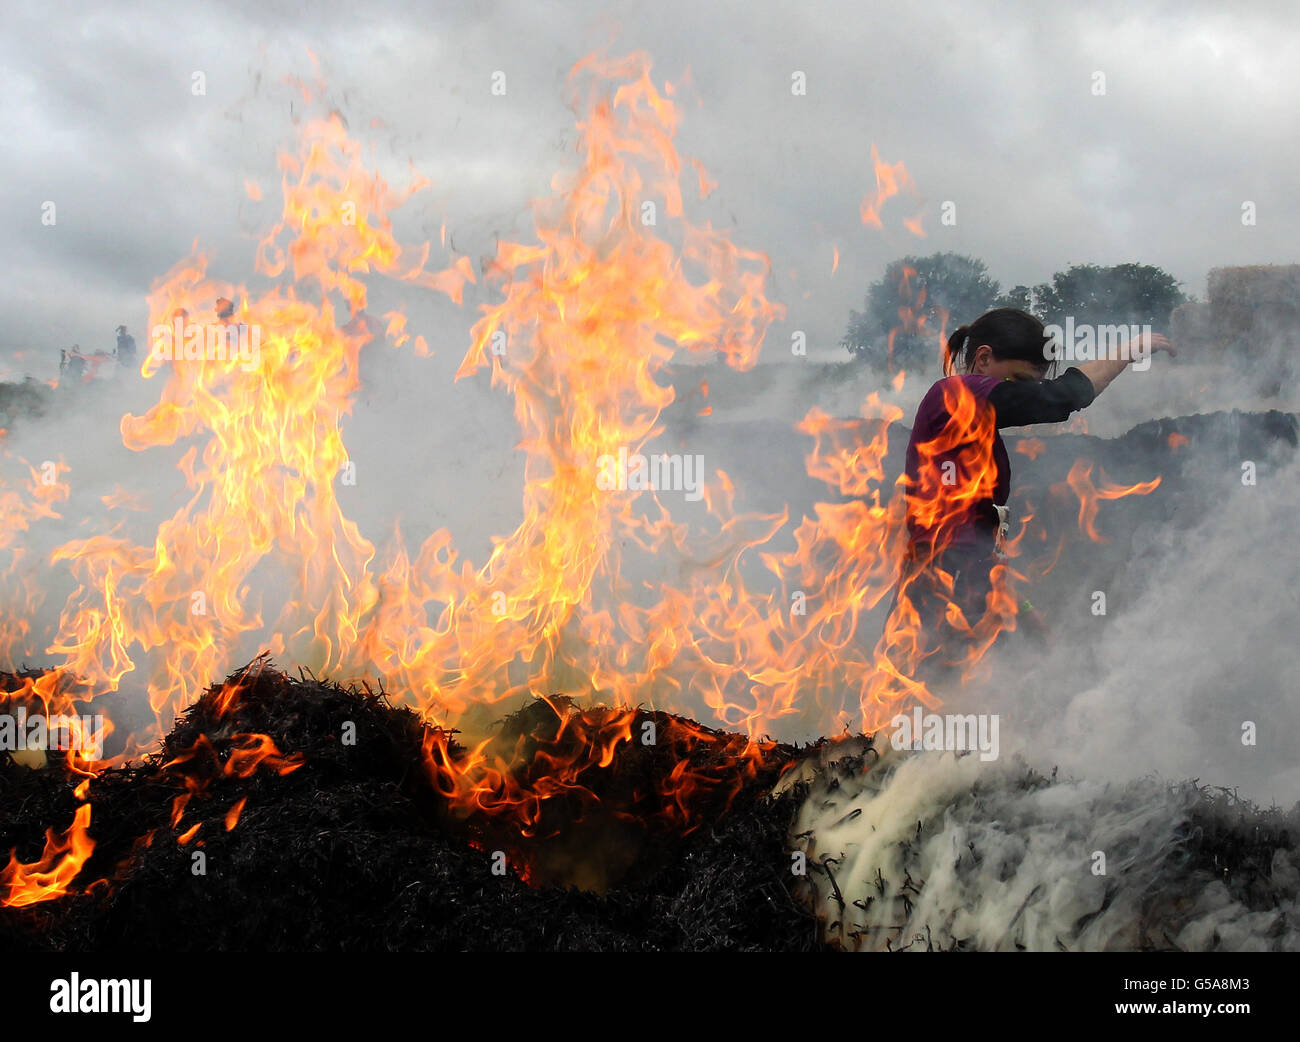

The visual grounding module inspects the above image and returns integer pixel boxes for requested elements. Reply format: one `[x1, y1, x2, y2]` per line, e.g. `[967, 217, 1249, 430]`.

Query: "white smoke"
[789, 743, 1300, 951]
[971, 436, 1300, 806]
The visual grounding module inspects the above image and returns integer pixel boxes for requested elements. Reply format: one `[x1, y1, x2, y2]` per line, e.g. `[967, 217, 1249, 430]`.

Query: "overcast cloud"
[1, 0, 1297, 378]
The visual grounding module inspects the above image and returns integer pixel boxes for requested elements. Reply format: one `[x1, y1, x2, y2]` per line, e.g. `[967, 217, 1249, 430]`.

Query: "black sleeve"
[986, 367, 1096, 429]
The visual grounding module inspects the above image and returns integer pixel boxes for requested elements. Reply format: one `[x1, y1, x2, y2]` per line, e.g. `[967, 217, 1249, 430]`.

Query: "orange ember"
[1015, 438, 1047, 460]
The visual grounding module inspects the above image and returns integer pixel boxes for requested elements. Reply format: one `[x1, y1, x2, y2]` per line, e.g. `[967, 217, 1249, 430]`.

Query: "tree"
[994, 284, 1034, 312]
[1032, 263, 1187, 330]
[843, 253, 1001, 371]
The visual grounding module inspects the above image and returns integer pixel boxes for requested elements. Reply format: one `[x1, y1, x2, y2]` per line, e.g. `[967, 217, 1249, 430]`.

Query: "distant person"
[60, 346, 86, 385]
[115, 324, 137, 372]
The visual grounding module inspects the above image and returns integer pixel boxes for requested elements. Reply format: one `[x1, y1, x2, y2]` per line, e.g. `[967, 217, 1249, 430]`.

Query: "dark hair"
[943, 307, 1056, 377]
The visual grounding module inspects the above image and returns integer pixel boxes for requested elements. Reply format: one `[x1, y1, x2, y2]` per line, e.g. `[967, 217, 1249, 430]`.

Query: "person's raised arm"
[1073, 333, 1176, 396]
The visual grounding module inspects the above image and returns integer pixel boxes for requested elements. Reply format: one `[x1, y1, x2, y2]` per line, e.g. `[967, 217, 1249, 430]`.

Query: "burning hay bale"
[1, 661, 824, 952]
[793, 743, 1300, 951]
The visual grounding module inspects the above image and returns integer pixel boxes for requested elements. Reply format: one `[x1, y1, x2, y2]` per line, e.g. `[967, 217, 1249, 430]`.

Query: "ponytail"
[943, 325, 973, 376]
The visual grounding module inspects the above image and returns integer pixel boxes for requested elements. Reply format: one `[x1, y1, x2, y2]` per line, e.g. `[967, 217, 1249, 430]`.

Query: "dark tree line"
[843, 252, 1187, 371]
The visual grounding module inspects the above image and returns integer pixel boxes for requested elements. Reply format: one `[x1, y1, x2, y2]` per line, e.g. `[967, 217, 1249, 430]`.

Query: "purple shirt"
[903, 375, 1007, 549]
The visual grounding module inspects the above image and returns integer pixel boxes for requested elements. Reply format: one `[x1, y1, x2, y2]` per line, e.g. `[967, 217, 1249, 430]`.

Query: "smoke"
[1072, 349, 1300, 440]
[790, 745, 1300, 951]
[981, 442, 1300, 802]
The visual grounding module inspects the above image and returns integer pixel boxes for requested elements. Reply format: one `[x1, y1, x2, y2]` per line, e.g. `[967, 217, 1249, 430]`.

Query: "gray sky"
[2, 0, 1297, 380]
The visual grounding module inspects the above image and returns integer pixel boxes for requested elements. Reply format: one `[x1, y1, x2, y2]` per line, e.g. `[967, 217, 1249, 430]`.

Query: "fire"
[422, 702, 639, 831]
[904, 380, 998, 542]
[161, 731, 304, 834]
[359, 49, 790, 736]
[34, 107, 476, 749]
[879, 379, 1023, 690]
[1, 803, 94, 908]
[418, 695, 788, 886]
[1062, 460, 1161, 543]
[10, 54, 802, 759]
[224, 796, 247, 832]
[1015, 438, 1047, 460]
[0, 50, 1170, 903]
[880, 263, 949, 374]
[860, 145, 924, 237]
[0, 670, 108, 779]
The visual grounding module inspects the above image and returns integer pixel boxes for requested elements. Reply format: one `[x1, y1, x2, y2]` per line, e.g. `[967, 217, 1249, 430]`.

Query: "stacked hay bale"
[1171, 265, 1299, 396]
[1172, 265, 1300, 355]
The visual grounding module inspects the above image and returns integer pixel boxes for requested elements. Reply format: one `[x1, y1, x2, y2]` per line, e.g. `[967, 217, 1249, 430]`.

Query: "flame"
[160, 730, 302, 845]
[1015, 438, 1047, 460]
[1, 803, 94, 908]
[904, 380, 998, 542]
[882, 264, 948, 373]
[225, 796, 248, 831]
[422, 702, 638, 832]
[883, 378, 1022, 685]
[419, 697, 786, 884]
[1061, 461, 1161, 543]
[35, 108, 474, 745]
[162, 732, 304, 785]
[358, 49, 791, 738]
[1060, 412, 1090, 436]
[860, 145, 924, 236]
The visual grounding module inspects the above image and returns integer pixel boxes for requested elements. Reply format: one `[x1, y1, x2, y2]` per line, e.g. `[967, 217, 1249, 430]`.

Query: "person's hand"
[1133, 331, 1176, 360]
